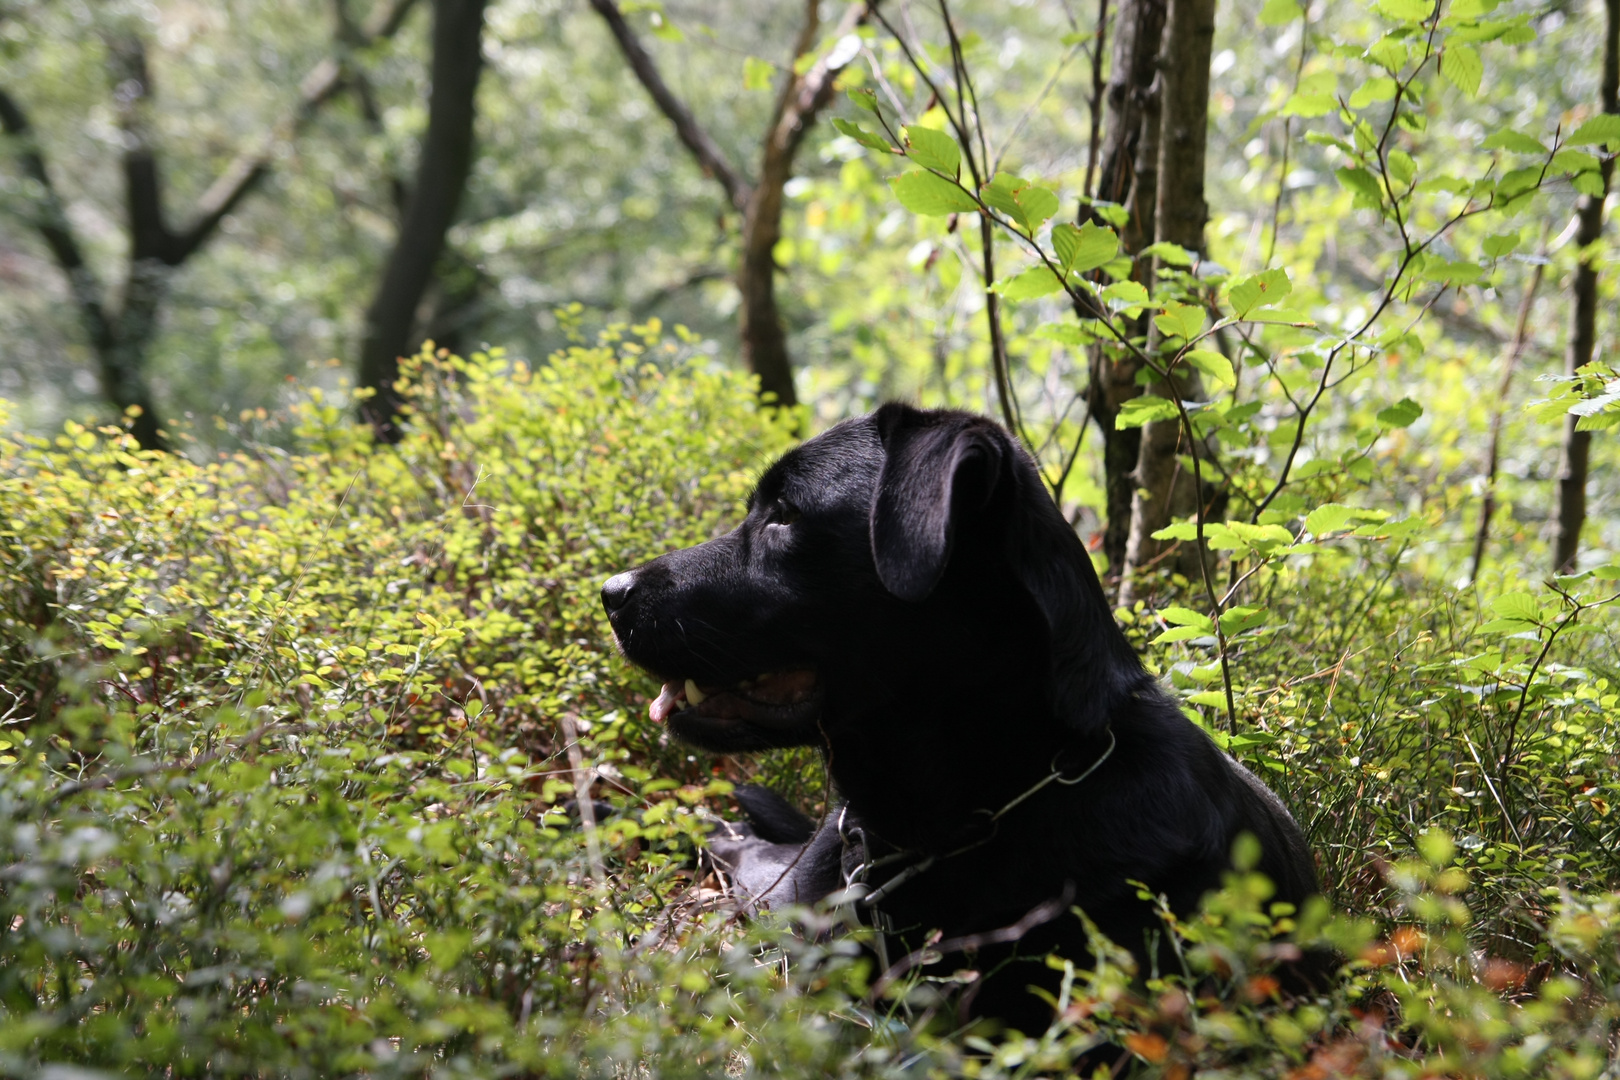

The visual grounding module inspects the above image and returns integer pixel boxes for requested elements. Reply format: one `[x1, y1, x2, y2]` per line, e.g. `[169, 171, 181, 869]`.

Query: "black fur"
[602, 404, 1320, 1031]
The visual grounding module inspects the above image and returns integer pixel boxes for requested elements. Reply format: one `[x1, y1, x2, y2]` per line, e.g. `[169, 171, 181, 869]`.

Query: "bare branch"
[0, 87, 112, 349]
[768, 1, 875, 162]
[588, 0, 753, 213]
[363, 0, 422, 40]
[172, 57, 345, 262]
[174, 1, 419, 262]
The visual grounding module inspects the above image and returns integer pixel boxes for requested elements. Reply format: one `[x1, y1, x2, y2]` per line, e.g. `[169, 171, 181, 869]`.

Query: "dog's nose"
[601, 571, 637, 616]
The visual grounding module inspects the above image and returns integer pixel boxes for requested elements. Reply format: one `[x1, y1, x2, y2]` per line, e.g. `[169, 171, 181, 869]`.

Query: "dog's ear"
[869, 404, 1006, 602]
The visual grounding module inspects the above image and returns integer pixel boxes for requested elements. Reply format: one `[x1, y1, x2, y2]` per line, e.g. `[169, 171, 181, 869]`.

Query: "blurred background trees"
[1, 0, 1616, 576]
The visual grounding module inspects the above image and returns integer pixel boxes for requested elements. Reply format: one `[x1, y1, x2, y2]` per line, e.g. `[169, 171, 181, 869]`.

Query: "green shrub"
[2, 334, 1618, 1077]
[0, 335, 878, 1078]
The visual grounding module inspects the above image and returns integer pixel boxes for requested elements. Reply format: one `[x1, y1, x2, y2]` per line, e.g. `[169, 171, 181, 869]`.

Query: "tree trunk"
[1552, 0, 1619, 573]
[1121, 0, 1217, 598]
[740, 152, 797, 407]
[3, 4, 408, 451]
[592, 0, 872, 416]
[358, 0, 489, 439]
[1084, 0, 1167, 575]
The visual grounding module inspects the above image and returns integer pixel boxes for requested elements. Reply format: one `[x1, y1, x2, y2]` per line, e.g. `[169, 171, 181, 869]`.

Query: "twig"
[869, 883, 1074, 999]
[560, 714, 607, 885]
[1469, 243, 1547, 582]
[588, 0, 753, 212]
[1083, 0, 1110, 199]
[45, 717, 283, 808]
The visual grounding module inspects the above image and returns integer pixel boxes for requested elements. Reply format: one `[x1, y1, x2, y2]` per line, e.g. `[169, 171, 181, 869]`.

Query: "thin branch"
[1083, 0, 1111, 199]
[1469, 245, 1547, 582]
[589, 0, 753, 212]
[0, 88, 112, 348]
[992, 38, 1082, 175]
[869, 884, 1074, 998]
[873, 6, 1028, 446]
[363, 0, 421, 40]
[1263, 1, 1310, 267]
[173, 57, 346, 262]
[768, 1, 876, 162]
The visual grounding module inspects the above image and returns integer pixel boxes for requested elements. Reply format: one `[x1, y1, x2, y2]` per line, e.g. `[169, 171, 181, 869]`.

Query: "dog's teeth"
[684, 678, 707, 705]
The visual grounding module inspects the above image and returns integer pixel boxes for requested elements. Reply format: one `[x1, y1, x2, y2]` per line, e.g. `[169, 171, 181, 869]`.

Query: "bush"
[0, 335, 874, 1078]
[2, 334, 1618, 1078]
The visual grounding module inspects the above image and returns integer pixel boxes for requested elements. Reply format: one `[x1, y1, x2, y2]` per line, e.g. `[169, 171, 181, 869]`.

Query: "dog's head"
[601, 404, 1140, 752]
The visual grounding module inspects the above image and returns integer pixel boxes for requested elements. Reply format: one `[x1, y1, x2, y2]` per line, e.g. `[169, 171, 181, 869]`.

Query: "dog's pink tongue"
[649, 681, 684, 723]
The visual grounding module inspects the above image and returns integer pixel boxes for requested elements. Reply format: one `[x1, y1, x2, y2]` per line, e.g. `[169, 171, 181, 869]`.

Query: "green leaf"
[1573, 170, 1608, 198]
[1182, 349, 1235, 388]
[1016, 185, 1059, 229]
[1305, 130, 1356, 154]
[1492, 592, 1544, 624]
[1386, 149, 1416, 186]
[1242, 308, 1315, 326]
[1115, 395, 1180, 430]
[890, 170, 977, 215]
[1101, 279, 1148, 310]
[1226, 267, 1292, 317]
[1496, 165, 1545, 200]
[1160, 606, 1214, 629]
[1219, 605, 1270, 634]
[1376, 398, 1423, 427]
[1375, 0, 1432, 21]
[1259, 0, 1303, 24]
[901, 126, 961, 176]
[1482, 232, 1520, 257]
[1348, 76, 1398, 108]
[1478, 617, 1540, 635]
[743, 56, 775, 91]
[1220, 522, 1296, 553]
[847, 87, 880, 113]
[1336, 166, 1384, 207]
[1155, 302, 1207, 341]
[1366, 38, 1409, 71]
[1053, 221, 1120, 277]
[1419, 258, 1483, 284]
[1141, 241, 1196, 267]
[830, 118, 892, 153]
[1282, 92, 1337, 118]
[1034, 322, 1096, 347]
[1567, 114, 1620, 147]
[647, 11, 684, 41]
[1101, 256, 1134, 281]
[1551, 148, 1602, 174]
[994, 266, 1064, 301]
[981, 173, 1030, 228]
[1153, 521, 1201, 541]
[1154, 625, 1216, 644]
[1481, 130, 1546, 153]
[1440, 43, 1483, 96]
[1283, 72, 1334, 116]
[980, 173, 1060, 232]
[1304, 503, 1355, 535]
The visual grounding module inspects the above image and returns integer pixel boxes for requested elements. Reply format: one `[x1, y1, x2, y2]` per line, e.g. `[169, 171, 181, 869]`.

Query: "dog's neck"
[819, 583, 1123, 849]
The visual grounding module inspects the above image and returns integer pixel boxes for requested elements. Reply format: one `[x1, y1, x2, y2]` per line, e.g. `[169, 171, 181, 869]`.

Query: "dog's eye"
[768, 501, 801, 527]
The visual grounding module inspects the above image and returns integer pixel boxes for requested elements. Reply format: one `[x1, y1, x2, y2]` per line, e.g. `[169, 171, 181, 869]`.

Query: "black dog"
[601, 404, 1319, 1030]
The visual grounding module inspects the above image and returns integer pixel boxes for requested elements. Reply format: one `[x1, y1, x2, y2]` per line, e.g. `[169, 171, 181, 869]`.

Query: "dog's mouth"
[647, 669, 820, 729]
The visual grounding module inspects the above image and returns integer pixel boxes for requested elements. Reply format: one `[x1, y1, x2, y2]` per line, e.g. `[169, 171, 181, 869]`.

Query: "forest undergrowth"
[0, 339, 1618, 1078]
